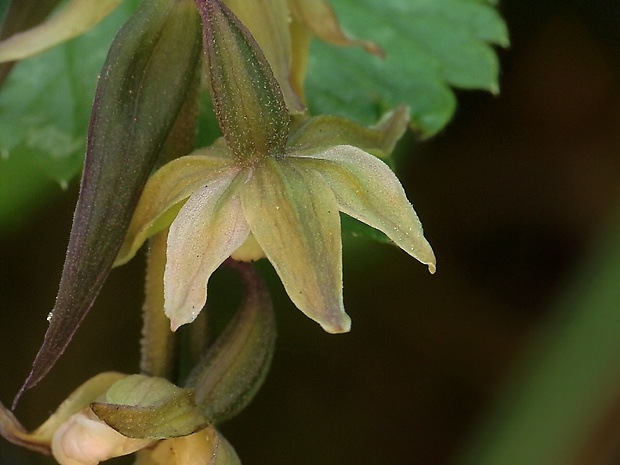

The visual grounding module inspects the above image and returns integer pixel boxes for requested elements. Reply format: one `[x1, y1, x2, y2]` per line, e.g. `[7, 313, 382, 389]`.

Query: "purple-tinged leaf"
[15, 0, 203, 403]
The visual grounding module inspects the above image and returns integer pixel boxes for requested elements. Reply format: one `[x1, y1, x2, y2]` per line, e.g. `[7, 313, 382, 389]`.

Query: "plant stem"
[141, 231, 175, 378]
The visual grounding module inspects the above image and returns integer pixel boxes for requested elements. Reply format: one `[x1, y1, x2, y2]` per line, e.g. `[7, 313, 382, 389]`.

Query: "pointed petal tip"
[168, 315, 190, 333]
[166, 302, 197, 332]
[427, 263, 437, 274]
[320, 314, 352, 334]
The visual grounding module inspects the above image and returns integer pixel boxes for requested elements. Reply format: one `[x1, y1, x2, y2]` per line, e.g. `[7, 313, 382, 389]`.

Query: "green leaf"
[305, 0, 508, 136]
[0, 1, 137, 186]
[17, 0, 203, 401]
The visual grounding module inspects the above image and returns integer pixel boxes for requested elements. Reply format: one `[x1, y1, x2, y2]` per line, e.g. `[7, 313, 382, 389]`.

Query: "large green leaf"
[0, 1, 139, 233]
[0, 1, 138, 186]
[16, 0, 203, 400]
[306, 0, 509, 136]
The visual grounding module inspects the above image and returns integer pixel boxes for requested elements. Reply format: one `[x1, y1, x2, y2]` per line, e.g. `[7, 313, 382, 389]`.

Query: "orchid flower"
[115, 0, 435, 334]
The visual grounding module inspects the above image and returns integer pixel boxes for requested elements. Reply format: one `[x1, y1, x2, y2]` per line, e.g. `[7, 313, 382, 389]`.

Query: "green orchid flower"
[115, 0, 435, 334]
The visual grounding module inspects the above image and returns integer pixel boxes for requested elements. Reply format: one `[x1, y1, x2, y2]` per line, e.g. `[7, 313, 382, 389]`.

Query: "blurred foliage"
[0, 0, 139, 231]
[457, 207, 620, 465]
[307, 0, 508, 135]
[9, 2, 620, 465]
[0, 0, 507, 234]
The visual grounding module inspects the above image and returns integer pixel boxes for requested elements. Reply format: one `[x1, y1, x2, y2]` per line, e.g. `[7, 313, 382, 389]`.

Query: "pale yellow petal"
[241, 158, 350, 333]
[294, 145, 436, 272]
[287, 106, 410, 158]
[230, 232, 265, 262]
[0, 0, 122, 63]
[115, 150, 236, 266]
[141, 426, 240, 465]
[51, 409, 151, 465]
[164, 173, 250, 330]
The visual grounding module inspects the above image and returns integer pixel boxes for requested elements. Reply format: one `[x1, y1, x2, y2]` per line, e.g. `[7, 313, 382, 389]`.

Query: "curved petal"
[165, 173, 249, 330]
[0, 0, 122, 63]
[51, 409, 151, 465]
[115, 150, 236, 266]
[241, 158, 349, 333]
[294, 145, 436, 272]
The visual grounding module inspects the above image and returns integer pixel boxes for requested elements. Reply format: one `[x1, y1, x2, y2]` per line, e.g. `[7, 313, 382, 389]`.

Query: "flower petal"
[116, 149, 236, 266]
[92, 375, 207, 439]
[287, 0, 383, 57]
[294, 145, 436, 272]
[139, 426, 240, 465]
[0, 0, 122, 63]
[287, 106, 410, 159]
[241, 158, 349, 333]
[165, 173, 250, 330]
[51, 409, 151, 465]
[195, 0, 289, 162]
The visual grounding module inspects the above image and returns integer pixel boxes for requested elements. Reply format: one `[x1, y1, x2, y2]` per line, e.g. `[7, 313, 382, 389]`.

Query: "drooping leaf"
[305, 0, 509, 136]
[16, 0, 203, 401]
[34, 372, 127, 441]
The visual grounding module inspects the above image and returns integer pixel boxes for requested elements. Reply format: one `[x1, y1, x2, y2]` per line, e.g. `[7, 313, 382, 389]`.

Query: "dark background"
[2, 1, 620, 464]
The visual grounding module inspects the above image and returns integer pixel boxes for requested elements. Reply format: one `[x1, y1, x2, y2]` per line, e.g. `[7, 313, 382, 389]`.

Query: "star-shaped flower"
[115, 0, 435, 334]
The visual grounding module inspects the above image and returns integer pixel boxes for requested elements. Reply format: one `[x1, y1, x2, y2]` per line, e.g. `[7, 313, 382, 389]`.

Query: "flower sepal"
[91, 375, 208, 440]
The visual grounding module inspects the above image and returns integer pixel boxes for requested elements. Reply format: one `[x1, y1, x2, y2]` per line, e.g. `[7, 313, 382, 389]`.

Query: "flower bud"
[51, 409, 151, 465]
